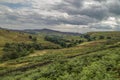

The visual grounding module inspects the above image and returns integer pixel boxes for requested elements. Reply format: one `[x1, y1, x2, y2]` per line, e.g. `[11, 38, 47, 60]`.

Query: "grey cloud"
[59, 15, 97, 25]
[0, 0, 120, 32]
[24, 13, 96, 26]
[54, 0, 108, 20]
[107, 0, 120, 15]
[79, 6, 108, 20]
[3, 10, 96, 26]
[94, 0, 107, 2]
[89, 24, 113, 30]
[114, 26, 120, 30]
[53, 0, 83, 15]
[63, 0, 83, 8]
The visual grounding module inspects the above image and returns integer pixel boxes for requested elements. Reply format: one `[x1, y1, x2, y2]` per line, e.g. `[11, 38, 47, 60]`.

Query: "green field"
[0, 29, 120, 80]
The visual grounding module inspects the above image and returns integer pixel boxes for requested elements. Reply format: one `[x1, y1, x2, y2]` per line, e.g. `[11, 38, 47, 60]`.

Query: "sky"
[0, 0, 120, 33]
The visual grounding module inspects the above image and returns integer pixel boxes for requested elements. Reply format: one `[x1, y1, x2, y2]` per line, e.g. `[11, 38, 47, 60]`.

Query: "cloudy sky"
[0, 0, 120, 33]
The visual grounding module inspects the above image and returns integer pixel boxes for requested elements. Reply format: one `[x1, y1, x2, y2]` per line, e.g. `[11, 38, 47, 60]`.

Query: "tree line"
[1, 42, 60, 61]
[45, 35, 83, 48]
[80, 34, 112, 41]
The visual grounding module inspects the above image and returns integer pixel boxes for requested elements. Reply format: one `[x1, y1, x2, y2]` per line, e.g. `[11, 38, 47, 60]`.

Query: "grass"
[0, 40, 103, 70]
[0, 30, 120, 80]
[0, 39, 118, 72]
[0, 29, 57, 46]
[0, 30, 32, 46]
[0, 43, 120, 80]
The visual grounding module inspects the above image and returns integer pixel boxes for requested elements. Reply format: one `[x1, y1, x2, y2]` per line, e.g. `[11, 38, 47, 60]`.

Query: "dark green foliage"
[2, 43, 34, 61]
[28, 35, 37, 42]
[99, 35, 105, 39]
[45, 35, 81, 48]
[1, 42, 61, 61]
[29, 35, 33, 39]
[106, 36, 111, 39]
[86, 32, 120, 41]
[32, 37, 37, 42]
[1, 47, 120, 80]
[81, 34, 92, 41]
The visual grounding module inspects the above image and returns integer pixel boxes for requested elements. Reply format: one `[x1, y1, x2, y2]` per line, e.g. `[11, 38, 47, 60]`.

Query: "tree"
[29, 35, 33, 39]
[99, 36, 104, 39]
[32, 37, 37, 42]
[78, 40, 83, 44]
[83, 34, 91, 41]
[106, 36, 111, 39]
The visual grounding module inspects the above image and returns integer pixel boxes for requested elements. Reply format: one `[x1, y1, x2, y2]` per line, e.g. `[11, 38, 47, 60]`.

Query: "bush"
[1, 42, 61, 61]
[45, 35, 82, 48]
[2, 43, 34, 61]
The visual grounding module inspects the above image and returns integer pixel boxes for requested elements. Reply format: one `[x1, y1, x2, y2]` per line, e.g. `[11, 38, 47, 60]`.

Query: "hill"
[0, 28, 62, 58]
[22, 29, 82, 47]
[0, 29, 32, 46]
[23, 28, 81, 36]
[0, 29, 120, 80]
[0, 28, 65, 46]
[0, 39, 120, 80]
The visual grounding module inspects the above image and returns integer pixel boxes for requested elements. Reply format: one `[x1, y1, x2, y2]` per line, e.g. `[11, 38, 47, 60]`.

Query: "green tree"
[32, 37, 37, 42]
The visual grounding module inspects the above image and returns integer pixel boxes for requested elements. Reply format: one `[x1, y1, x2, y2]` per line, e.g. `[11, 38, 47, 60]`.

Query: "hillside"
[0, 29, 32, 46]
[0, 29, 33, 56]
[87, 31, 120, 40]
[0, 28, 67, 46]
[0, 29, 62, 57]
[0, 39, 120, 80]
[0, 30, 120, 80]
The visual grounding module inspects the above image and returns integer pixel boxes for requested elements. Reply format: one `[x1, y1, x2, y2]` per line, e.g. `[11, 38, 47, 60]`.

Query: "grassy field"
[0, 29, 62, 56]
[0, 30, 32, 46]
[0, 29, 32, 57]
[0, 40, 120, 80]
[0, 29, 120, 80]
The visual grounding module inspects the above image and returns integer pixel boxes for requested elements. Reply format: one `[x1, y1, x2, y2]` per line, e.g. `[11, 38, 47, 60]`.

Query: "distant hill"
[23, 28, 81, 36]
[0, 27, 81, 36]
[0, 28, 33, 46]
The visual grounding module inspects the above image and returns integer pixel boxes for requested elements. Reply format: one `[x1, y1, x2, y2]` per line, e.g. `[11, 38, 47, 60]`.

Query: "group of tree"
[80, 34, 112, 41]
[1, 43, 34, 61]
[28, 35, 37, 42]
[2, 34, 112, 61]
[0, 35, 65, 61]
[45, 35, 83, 48]
[1, 42, 60, 61]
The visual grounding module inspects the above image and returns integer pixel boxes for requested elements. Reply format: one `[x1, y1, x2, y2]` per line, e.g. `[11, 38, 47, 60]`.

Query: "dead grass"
[28, 50, 47, 57]
[0, 62, 29, 68]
